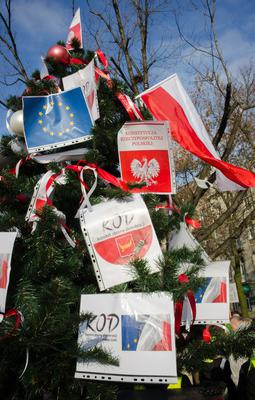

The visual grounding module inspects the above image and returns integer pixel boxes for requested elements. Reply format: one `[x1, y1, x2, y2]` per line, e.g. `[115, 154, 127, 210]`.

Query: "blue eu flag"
[23, 87, 93, 152]
[121, 315, 148, 351]
[194, 277, 211, 303]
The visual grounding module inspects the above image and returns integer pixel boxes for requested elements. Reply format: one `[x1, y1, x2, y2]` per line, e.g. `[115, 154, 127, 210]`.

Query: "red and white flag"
[137, 74, 255, 191]
[202, 277, 227, 303]
[66, 8, 83, 50]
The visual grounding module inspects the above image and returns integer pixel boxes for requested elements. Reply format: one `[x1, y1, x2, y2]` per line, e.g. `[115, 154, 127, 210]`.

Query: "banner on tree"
[23, 87, 93, 153]
[0, 232, 17, 316]
[63, 60, 99, 123]
[187, 261, 230, 324]
[75, 292, 177, 383]
[80, 194, 162, 291]
[118, 121, 176, 194]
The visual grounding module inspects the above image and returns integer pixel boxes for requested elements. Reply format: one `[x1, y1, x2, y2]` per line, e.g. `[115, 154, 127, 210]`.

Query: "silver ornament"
[9, 110, 24, 137]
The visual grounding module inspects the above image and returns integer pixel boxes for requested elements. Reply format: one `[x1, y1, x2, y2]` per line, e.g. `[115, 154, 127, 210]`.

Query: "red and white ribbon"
[0, 309, 22, 341]
[116, 92, 144, 121]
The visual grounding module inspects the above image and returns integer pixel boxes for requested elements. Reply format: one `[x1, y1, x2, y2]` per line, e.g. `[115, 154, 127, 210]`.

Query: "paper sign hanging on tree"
[186, 261, 230, 324]
[118, 121, 176, 194]
[75, 292, 177, 383]
[63, 60, 99, 123]
[23, 87, 93, 153]
[169, 222, 211, 264]
[0, 232, 17, 315]
[80, 194, 162, 291]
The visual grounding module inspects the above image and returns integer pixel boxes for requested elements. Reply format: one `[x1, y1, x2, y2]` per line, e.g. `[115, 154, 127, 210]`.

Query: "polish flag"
[202, 277, 227, 303]
[138, 74, 255, 191]
[116, 92, 144, 121]
[66, 8, 83, 50]
[136, 315, 172, 351]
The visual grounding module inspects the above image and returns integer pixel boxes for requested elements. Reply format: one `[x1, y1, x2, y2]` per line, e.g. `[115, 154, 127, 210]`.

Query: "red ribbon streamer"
[66, 161, 130, 192]
[174, 274, 196, 335]
[155, 202, 201, 229]
[96, 49, 108, 69]
[0, 309, 22, 341]
[116, 91, 144, 121]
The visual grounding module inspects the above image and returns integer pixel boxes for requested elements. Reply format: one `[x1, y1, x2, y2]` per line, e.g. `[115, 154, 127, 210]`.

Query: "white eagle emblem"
[131, 157, 160, 186]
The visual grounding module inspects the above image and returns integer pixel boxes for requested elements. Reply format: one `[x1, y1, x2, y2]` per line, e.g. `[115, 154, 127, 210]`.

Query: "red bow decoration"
[174, 273, 196, 335]
[0, 309, 22, 341]
[155, 200, 201, 229]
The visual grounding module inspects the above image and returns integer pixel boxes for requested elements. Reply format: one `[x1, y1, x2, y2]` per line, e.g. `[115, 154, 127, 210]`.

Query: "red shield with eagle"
[120, 149, 172, 193]
[94, 225, 152, 265]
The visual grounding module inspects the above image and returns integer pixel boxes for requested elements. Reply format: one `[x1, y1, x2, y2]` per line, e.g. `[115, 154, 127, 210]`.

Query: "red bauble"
[47, 45, 70, 63]
[202, 327, 211, 343]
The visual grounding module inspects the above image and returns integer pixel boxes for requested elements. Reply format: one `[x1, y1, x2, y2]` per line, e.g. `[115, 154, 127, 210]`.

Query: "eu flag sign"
[23, 87, 93, 153]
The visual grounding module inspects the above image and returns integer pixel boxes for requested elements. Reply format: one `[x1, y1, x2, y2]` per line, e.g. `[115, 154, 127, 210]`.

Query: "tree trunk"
[231, 240, 250, 317]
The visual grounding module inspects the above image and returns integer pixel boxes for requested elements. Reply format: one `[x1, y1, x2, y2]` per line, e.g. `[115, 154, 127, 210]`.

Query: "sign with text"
[80, 195, 162, 291]
[118, 121, 176, 194]
[75, 292, 177, 383]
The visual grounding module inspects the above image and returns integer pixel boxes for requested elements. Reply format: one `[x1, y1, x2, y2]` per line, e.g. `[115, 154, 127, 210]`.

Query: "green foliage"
[130, 247, 204, 300]
[6, 95, 22, 111]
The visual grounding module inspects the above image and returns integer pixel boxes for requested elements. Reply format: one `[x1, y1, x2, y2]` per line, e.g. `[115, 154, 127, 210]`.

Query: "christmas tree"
[0, 35, 255, 400]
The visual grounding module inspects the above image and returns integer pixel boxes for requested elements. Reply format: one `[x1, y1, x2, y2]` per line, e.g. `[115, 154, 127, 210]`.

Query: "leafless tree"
[173, 0, 255, 315]
[86, 0, 177, 95]
[0, 0, 28, 108]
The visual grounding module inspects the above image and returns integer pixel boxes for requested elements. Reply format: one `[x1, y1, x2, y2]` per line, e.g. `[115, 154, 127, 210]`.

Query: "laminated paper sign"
[23, 87, 93, 153]
[0, 232, 17, 315]
[80, 195, 162, 291]
[118, 121, 176, 194]
[189, 261, 230, 324]
[169, 222, 211, 264]
[75, 292, 177, 383]
[63, 60, 99, 123]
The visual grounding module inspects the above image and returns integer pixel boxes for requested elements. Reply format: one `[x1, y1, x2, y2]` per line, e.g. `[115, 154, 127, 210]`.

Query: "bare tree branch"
[196, 190, 247, 242]
[0, 0, 28, 81]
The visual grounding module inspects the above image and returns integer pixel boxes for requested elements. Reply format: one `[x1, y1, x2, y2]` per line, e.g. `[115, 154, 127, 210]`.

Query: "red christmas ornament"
[203, 327, 212, 343]
[47, 45, 70, 63]
[16, 194, 29, 203]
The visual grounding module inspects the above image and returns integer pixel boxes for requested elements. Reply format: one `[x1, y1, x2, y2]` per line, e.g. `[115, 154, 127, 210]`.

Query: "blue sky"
[0, 0, 254, 135]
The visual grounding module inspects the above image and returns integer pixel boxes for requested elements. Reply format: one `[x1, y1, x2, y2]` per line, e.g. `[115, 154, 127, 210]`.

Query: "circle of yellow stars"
[38, 101, 75, 137]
